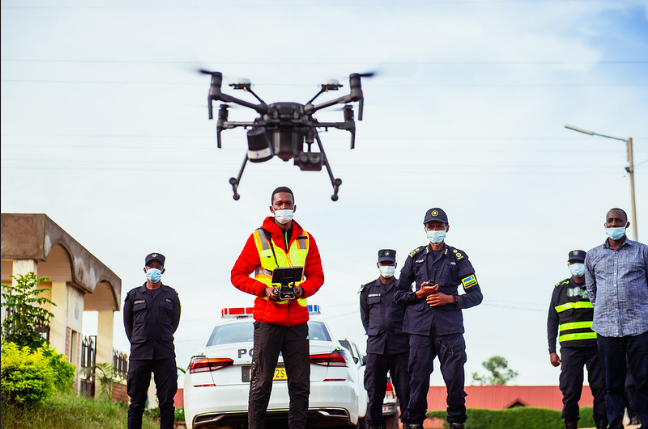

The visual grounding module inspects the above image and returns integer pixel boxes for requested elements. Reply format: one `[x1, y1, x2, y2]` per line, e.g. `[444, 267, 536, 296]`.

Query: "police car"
[339, 339, 399, 429]
[183, 305, 367, 428]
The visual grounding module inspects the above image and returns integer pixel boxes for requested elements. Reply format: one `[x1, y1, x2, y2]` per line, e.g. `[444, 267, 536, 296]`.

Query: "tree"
[471, 355, 518, 385]
[1, 272, 55, 350]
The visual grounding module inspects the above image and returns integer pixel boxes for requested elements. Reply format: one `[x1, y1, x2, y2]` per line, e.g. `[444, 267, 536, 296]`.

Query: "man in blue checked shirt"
[585, 208, 648, 429]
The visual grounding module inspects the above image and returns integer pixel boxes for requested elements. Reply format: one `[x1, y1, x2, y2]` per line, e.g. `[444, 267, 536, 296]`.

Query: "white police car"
[339, 339, 399, 429]
[183, 305, 366, 428]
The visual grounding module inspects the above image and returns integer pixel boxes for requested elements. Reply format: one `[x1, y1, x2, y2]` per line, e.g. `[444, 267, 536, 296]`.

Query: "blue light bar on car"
[308, 304, 320, 314]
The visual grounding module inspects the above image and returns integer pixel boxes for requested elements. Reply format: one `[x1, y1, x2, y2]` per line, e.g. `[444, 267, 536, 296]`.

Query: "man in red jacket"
[231, 186, 325, 429]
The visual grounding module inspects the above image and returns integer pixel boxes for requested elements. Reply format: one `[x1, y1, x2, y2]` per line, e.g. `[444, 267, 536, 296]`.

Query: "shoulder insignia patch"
[409, 247, 422, 257]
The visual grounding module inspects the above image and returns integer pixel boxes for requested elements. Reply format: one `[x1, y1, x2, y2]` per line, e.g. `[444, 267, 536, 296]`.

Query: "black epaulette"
[359, 280, 375, 293]
[555, 279, 570, 288]
[445, 245, 466, 261]
[408, 246, 425, 258]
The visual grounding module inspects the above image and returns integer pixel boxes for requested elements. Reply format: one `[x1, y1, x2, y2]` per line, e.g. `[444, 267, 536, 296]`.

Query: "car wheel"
[384, 414, 398, 429]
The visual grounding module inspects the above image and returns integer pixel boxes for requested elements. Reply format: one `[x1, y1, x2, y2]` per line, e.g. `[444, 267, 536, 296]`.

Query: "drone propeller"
[350, 71, 376, 121]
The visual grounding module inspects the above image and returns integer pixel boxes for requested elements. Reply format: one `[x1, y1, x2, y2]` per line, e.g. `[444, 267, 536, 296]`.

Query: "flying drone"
[200, 70, 373, 201]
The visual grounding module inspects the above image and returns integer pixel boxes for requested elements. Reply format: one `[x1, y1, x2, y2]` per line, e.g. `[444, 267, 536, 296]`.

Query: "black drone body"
[201, 71, 372, 201]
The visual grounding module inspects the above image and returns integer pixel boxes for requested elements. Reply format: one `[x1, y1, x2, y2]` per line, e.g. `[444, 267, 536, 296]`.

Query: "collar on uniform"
[140, 283, 165, 292]
[603, 237, 633, 250]
[426, 243, 448, 254]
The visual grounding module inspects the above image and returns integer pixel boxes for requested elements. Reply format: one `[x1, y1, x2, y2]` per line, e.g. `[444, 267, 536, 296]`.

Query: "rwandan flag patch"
[461, 275, 477, 289]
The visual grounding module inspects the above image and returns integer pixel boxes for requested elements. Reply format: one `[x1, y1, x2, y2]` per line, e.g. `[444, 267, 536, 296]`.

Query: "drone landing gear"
[314, 132, 343, 201]
[229, 154, 248, 200]
[226, 136, 343, 201]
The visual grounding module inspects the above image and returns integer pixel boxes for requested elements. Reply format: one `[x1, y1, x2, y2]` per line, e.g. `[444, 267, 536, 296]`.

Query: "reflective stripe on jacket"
[253, 227, 309, 308]
[554, 279, 597, 346]
[231, 217, 324, 326]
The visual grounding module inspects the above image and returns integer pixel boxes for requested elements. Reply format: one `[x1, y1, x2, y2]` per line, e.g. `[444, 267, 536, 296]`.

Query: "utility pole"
[565, 125, 638, 241]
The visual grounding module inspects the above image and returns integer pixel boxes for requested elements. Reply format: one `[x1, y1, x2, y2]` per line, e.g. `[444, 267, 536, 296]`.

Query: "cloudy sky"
[2, 0, 647, 387]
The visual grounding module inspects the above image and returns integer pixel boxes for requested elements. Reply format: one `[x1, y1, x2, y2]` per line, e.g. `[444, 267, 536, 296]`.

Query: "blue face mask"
[605, 226, 626, 241]
[426, 230, 446, 245]
[146, 268, 162, 283]
[568, 263, 585, 278]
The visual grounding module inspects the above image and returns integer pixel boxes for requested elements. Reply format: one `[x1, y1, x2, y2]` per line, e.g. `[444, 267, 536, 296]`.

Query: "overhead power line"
[0, 0, 632, 9]
[2, 59, 647, 65]
[1, 78, 645, 87]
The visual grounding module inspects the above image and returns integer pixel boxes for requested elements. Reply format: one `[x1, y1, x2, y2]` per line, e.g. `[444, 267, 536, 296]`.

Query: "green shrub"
[428, 406, 596, 429]
[1, 343, 55, 407]
[42, 345, 76, 391]
[1, 272, 55, 351]
[175, 407, 185, 422]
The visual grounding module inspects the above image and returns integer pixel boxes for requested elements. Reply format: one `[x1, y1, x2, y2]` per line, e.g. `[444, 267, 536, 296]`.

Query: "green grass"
[1, 391, 161, 429]
[428, 407, 596, 429]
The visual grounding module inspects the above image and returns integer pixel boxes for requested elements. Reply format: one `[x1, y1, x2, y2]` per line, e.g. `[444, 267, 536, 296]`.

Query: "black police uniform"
[547, 270, 605, 425]
[360, 274, 410, 427]
[123, 283, 181, 429]
[396, 243, 482, 427]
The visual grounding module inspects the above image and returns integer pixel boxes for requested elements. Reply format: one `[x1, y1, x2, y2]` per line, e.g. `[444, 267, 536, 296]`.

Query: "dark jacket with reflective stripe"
[123, 283, 181, 360]
[547, 278, 596, 353]
[360, 277, 409, 355]
[395, 243, 482, 336]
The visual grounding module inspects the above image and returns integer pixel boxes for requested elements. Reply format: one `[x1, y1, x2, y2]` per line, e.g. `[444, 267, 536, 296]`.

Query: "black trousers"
[559, 345, 606, 422]
[249, 321, 310, 429]
[365, 351, 411, 425]
[407, 333, 467, 425]
[127, 357, 178, 429]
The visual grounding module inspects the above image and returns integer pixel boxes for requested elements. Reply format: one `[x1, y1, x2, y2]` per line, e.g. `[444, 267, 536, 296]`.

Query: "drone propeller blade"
[356, 72, 376, 78]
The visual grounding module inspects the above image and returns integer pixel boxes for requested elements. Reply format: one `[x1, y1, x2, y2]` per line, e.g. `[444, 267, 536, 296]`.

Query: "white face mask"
[426, 230, 446, 245]
[379, 265, 396, 278]
[568, 263, 585, 278]
[605, 226, 626, 241]
[274, 209, 294, 224]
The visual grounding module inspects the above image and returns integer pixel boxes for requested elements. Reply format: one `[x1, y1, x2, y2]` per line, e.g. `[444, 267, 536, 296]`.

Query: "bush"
[42, 345, 76, 391]
[1, 343, 55, 407]
[175, 407, 185, 422]
[1, 272, 55, 351]
[428, 406, 596, 429]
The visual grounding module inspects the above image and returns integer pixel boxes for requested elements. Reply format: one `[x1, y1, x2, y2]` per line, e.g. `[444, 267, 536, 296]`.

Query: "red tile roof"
[427, 385, 594, 411]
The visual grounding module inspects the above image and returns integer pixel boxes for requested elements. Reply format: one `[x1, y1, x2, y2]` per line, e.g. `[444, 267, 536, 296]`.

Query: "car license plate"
[242, 365, 287, 382]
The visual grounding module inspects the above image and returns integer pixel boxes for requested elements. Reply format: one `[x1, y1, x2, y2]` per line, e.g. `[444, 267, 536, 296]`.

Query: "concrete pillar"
[12, 259, 38, 279]
[96, 310, 114, 366]
[49, 281, 68, 354]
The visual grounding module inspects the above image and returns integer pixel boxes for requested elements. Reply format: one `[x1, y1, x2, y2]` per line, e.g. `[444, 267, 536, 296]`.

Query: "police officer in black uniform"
[395, 208, 483, 429]
[547, 250, 606, 429]
[360, 249, 411, 429]
[123, 252, 181, 429]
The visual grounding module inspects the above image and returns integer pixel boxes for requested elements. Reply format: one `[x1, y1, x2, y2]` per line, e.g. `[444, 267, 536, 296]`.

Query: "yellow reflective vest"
[253, 228, 309, 306]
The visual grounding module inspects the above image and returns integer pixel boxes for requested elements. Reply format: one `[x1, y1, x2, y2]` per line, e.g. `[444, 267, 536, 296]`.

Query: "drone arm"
[215, 118, 261, 148]
[245, 88, 268, 106]
[210, 93, 268, 115]
[305, 94, 356, 115]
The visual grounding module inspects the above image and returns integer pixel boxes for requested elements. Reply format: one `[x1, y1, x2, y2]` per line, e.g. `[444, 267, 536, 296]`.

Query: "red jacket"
[231, 217, 324, 326]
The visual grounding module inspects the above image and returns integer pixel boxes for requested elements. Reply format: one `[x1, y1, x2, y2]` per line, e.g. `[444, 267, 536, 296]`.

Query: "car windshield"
[206, 320, 331, 346]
